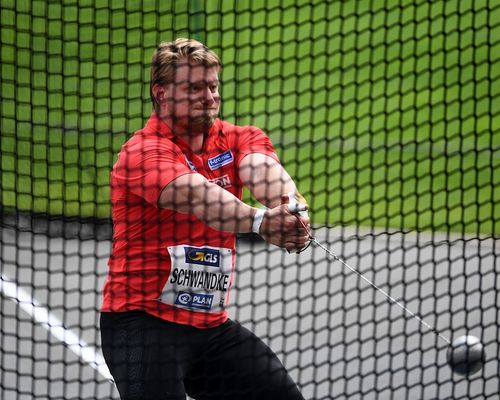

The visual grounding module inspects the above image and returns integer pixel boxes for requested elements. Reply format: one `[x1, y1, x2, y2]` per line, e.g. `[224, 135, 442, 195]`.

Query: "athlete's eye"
[189, 85, 203, 93]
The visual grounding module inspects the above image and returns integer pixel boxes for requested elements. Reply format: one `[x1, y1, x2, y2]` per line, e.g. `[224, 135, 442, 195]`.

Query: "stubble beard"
[185, 111, 218, 133]
[165, 105, 219, 135]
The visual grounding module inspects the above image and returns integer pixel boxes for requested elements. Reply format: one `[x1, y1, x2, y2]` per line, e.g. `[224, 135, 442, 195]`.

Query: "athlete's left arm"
[238, 153, 303, 209]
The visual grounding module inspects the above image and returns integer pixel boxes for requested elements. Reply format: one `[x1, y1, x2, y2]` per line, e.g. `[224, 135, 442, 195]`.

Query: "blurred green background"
[1, 0, 499, 234]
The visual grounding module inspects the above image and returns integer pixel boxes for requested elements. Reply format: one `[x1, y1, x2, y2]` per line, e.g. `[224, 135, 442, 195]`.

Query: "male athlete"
[100, 38, 309, 400]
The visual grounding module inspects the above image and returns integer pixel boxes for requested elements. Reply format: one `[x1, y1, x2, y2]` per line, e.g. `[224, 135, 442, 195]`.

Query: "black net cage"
[1, 1, 499, 399]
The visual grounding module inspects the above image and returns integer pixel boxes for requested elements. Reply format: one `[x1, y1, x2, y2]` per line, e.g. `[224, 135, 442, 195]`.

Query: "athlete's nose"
[202, 87, 219, 106]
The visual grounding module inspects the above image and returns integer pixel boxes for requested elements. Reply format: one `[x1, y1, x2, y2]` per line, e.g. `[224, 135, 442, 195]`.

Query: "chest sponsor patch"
[184, 156, 197, 171]
[209, 174, 232, 189]
[175, 291, 213, 310]
[207, 150, 234, 171]
[184, 246, 220, 267]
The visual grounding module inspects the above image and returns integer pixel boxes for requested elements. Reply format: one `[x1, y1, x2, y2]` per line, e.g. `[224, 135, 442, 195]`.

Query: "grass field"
[1, 0, 499, 234]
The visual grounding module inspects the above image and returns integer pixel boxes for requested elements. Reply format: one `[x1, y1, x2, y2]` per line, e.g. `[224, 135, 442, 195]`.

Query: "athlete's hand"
[281, 191, 311, 253]
[259, 203, 310, 252]
[282, 191, 309, 217]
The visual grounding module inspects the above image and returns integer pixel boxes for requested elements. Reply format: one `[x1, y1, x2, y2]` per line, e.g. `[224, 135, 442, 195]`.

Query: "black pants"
[100, 311, 304, 400]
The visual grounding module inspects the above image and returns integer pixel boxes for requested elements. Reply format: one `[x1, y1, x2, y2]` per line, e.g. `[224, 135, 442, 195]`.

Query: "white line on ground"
[0, 273, 113, 382]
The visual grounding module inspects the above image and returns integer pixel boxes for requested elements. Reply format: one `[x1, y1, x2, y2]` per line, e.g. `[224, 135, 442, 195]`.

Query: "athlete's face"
[164, 61, 221, 130]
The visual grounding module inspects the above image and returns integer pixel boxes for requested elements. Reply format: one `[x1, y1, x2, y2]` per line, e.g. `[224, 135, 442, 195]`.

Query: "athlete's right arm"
[158, 173, 309, 252]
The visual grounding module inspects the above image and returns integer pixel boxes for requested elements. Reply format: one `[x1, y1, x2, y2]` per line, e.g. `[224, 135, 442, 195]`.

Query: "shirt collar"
[143, 113, 174, 138]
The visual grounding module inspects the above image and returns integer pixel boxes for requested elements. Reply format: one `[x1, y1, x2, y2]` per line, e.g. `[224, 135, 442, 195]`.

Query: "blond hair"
[150, 38, 221, 108]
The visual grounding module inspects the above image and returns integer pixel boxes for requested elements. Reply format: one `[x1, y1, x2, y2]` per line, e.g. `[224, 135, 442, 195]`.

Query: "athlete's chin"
[194, 109, 218, 118]
[192, 113, 218, 127]
[179, 116, 213, 133]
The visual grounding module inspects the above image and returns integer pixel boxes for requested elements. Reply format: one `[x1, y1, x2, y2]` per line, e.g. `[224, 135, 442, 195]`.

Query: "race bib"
[159, 245, 233, 313]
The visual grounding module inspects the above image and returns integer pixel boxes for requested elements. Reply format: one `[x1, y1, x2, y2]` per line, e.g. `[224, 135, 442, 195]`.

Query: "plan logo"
[175, 291, 213, 310]
[207, 150, 234, 171]
[184, 246, 220, 267]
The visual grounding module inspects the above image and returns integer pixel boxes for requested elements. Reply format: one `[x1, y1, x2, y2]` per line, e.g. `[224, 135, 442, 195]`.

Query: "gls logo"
[184, 246, 220, 267]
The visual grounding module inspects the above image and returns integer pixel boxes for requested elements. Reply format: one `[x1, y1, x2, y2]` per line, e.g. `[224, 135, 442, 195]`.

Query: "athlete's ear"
[152, 84, 166, 103]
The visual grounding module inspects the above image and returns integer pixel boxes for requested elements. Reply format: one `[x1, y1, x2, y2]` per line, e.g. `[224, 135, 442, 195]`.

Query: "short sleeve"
[111, 136, 193, 206]
[232, 126, 280, 167]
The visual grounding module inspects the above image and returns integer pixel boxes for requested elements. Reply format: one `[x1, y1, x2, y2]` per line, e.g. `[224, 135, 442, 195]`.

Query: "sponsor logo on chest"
[175, 291, 214, 310]
[207, 150, 234, 171]
[209, 174, 232, 189]
[184, 156, 197, 171]
[184, 246, 220, 267]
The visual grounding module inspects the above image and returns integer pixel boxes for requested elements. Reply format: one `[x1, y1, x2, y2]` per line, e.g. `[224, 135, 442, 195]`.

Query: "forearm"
[239, 154, 298, 208]
[253, 168, 297, 208]
[158, 173, 257, 233]
[189, 181, 257, 232]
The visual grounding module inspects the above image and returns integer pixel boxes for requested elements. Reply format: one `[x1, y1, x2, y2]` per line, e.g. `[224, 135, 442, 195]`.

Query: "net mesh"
[1, 1, 499, 399]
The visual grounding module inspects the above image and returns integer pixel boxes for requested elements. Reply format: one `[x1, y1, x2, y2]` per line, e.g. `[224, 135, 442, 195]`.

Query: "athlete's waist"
[100, 304, 229, 329]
